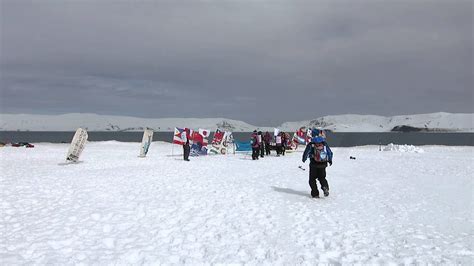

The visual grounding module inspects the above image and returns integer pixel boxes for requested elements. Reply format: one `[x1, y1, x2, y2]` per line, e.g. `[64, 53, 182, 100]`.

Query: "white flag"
[274, 128, 280, 137]
[199, 128, 210, 138]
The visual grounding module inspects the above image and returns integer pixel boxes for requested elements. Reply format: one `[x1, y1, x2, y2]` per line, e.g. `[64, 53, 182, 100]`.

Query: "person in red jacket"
[263, 131, 272, 156]
[250, 130, 260, 160]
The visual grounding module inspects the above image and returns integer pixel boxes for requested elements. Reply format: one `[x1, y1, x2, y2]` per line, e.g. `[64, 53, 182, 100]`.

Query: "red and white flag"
[173, 127, 192, 145]
[199, 129, 210, 146]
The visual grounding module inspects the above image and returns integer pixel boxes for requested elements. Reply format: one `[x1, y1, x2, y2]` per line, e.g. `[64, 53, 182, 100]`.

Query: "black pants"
[260, 143, 265, 157]
[309, 163, 329, 197]
[252, 147, 260, 160]
[265, 143, 271, 155]
[183, 144, 190, 161]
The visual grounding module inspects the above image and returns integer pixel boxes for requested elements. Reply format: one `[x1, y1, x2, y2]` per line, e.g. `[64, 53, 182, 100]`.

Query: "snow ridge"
[0, 112, 472, 132]
[0, 113, 273, 132]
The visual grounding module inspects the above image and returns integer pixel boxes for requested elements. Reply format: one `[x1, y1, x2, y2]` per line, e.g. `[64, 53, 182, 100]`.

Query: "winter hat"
[312, 136, 325, 143]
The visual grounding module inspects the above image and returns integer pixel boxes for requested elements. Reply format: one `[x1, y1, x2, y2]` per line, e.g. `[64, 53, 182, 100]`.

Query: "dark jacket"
[263, 132, 272, 144]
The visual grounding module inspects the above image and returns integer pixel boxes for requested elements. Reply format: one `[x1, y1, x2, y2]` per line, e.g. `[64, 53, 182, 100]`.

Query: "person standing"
[275, 132, 282, 156]
[182, 130, 191, 161]
[302, 136, 333, 198]
[251, 130, 260, 160]
[281, 132, 287, 156]
[263, 131, 272, 156]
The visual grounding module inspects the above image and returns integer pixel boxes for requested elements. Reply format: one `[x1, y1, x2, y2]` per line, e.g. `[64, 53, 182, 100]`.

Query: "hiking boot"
[322, 187, 329, 197]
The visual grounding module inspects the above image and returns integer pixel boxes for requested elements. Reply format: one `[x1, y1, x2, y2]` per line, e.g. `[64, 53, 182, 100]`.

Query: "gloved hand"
[302, 159, 306, 163]
[328, 161, 332, 166]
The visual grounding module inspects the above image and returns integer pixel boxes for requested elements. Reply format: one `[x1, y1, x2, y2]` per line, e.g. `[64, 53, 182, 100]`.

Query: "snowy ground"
[1, 141, 473, 264]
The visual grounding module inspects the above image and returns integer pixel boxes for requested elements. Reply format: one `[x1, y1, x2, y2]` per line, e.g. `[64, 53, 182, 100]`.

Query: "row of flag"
[173, 126, 325, 155]
[173, 127, 233, 156]
[292, 127, 326, 147]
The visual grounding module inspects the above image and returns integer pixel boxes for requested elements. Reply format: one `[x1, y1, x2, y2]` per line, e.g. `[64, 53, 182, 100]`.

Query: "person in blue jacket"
[302, 136, 333, 198]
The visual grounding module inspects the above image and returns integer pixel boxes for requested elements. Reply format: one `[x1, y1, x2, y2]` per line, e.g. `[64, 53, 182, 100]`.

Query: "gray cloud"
[1, 0, 472, 126]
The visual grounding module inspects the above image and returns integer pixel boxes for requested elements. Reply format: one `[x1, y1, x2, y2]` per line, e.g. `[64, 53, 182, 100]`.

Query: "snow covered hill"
[279, 112, 474, 132]
[0, 113, 273, 132]
[0, 112, 472, 132]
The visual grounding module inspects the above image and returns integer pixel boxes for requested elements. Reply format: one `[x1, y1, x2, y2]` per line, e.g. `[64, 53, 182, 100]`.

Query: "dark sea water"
[0, 131, 472, 147]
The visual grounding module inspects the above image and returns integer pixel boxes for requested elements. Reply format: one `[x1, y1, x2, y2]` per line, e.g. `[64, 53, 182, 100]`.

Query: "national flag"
[189, 129, 210, 156]
[199, 128, 210, 147]
[211, 129, 225, 145]
[173, 127, 185, 145]
[209, 129, 227, 154]
[294, 127, 307, 144]
[173, 127, 192, 145]
[199, 128, 210, 138]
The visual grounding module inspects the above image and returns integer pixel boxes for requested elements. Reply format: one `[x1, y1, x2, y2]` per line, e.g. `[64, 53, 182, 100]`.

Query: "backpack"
[313, 144, 329, 162]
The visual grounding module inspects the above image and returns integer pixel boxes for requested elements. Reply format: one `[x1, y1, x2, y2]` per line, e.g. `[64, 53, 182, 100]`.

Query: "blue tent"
[235, 141, 252, 152]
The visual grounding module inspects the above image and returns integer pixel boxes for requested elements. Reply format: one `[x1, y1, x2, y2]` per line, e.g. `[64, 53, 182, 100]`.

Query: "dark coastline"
[0, 131, 472, 147]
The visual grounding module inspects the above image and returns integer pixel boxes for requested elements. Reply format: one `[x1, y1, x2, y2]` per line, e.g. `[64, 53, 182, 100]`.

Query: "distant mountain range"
[0, 112, 472, 132]
[280, 112, 474, 132]
[0, 113, 273, 132]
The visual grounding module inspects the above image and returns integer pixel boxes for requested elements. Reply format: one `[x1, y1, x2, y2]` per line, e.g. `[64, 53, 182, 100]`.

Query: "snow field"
[0, 142, 473, 264]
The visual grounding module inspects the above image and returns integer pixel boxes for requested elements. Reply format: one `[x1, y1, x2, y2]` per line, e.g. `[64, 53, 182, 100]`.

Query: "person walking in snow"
[251, 130, 260, 160]
[263, 131, 272, 156]
[302, 136, 333, 198]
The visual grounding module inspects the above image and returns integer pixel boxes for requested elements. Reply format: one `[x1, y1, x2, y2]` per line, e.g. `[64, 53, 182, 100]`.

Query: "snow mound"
[383, 143, 424, 153]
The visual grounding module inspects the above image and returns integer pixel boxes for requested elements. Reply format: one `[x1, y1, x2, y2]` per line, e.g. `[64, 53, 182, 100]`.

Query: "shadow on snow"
[271, 186, 309, 198]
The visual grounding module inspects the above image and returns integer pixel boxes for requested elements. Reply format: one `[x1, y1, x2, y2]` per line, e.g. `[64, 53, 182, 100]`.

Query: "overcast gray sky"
[1, 0, 472, 126]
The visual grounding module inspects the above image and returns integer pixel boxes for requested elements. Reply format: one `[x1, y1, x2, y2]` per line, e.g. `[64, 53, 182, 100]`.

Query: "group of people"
[250, 130, 290, 160]
[184, 128, 334, 199]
